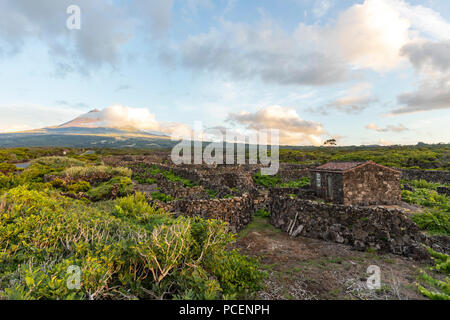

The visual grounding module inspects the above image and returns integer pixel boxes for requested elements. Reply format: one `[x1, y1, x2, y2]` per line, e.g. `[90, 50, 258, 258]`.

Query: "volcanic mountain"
[0, 109, 174, 149]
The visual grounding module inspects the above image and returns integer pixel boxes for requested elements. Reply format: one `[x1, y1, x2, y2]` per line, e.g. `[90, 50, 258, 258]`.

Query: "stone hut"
[310, 161, 401, 205]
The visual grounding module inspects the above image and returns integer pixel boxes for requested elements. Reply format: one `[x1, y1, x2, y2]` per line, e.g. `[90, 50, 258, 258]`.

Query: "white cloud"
[311, 83, 377, 114]
[227, 106, 325, 146]
[181, 0, 450, 87]
[379, 138, 394, 146]
[0, 103, 82, 132]
[365, 123, 409, 132]
[313, 0, 334, 18]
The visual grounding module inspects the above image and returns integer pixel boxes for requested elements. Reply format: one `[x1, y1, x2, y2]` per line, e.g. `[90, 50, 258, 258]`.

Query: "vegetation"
[150, 191, 174, 203]
[206, 189, 219, 199]
[0, 153, 265, 300]
[253, 172, 281, 188]
[278, 177, 310, 188]
[402, 179, 449, 236]
[255, 208, 270, 218]
[132, 165, 195, 187]
[417, 248, 450, 300]
[253, 173, 310, 189]
[279, 144, 449, 170]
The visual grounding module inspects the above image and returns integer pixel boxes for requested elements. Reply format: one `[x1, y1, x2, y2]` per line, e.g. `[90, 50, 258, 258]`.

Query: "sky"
[0, 0, 449, 146]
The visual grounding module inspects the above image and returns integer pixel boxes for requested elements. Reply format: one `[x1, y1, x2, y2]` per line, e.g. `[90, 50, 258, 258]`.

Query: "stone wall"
[343, 164, 401, 205]
[160, 193, 255, 233]
[399, 169, 450, 184]
[278, 169, 311, 182]
[269, 190, 449, 259]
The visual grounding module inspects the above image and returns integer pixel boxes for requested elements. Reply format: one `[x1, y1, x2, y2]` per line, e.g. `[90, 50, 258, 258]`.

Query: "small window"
[316, 173, 321, 188]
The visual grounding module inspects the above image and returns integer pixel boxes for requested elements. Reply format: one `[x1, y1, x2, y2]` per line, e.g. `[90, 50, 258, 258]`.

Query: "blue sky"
[0, 0, 449, 146]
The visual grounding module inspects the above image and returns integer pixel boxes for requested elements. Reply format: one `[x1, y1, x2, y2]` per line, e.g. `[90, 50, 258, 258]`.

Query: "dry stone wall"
[160, 194, 255, 233]
[269, 190, 448, 260]
[399, 169, 450, 184]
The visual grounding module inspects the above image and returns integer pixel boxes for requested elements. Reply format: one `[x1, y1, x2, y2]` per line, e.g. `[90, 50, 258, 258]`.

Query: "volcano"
[0, 109, 174, 149]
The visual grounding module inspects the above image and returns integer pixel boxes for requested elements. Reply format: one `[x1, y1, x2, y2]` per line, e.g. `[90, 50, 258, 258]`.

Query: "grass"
[238, 216, 282, 239]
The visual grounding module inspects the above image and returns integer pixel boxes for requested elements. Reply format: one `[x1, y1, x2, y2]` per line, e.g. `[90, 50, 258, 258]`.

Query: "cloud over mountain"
[227, 106, 325, 146]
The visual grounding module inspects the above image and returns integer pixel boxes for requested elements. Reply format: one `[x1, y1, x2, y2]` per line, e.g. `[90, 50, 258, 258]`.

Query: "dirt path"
[234, 217, 428, 300]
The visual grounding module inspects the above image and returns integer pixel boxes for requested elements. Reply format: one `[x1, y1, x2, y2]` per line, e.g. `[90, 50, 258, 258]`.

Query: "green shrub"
[253, 172, 281, 188]
[0, 186, 264, 300]
[204, 249, 266, 297]
[66, 181, 91, 193]
[161, 170, 194, 187]
[255, 208, 270, 218]
[61, 166, 132, 183]
[0, 173, 12, 190]
[278, 177, 310, 188]
[411, 209, 450, 236]
[206, 189, 218, 199]
[113, 192, 168, 223]
[0, 163, 18, 174]
[150, 191, 174, 203]
[87, 177, 133, 201]
[31, 156, 84, 169]
[417, 247, 450, 300]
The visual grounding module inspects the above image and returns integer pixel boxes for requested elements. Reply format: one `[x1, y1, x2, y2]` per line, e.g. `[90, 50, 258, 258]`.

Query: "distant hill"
[0, 109, 177, 149]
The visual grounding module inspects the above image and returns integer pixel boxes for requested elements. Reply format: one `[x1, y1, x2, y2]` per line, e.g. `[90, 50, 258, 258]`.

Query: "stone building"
[310, 161, 401, 205]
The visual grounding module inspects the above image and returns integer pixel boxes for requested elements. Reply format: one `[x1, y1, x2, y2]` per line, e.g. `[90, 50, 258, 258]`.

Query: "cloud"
[401, 40, 450, 72]
[132, 0, 174, 37]
[392, 39, 450, 114]
[114, 85, 131, 93]
[365, 123, 409, 132]
[378, 138, 394, 146]
[181, 0, 450, 87]
[311, 83, 377, 114]
[83, 105, 194, 139]
[227, 106, 325, 146]
[0, 103, 82, 132]
[0, 0, 174, 74]
[181, 19, 351, 86]
[312, 0, 334, 18]
[0, 124, 34, 133]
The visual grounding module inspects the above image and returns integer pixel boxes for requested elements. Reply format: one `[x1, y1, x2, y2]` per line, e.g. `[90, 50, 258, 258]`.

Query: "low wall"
[269, 191, 448, 260]
[399, 169, 450, 184]
[160, 194, 254, 233]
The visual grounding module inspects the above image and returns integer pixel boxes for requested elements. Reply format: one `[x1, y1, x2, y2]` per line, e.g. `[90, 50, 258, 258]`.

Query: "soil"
[234, 217, 428, 300]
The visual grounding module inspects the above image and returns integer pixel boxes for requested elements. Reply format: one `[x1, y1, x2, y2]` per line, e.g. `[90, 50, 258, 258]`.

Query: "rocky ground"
[234, 217, 428, 300]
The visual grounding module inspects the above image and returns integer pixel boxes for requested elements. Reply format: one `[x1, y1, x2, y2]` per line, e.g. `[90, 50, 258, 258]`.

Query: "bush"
[255, 208, 270, 218]
[61, 166, 132, 183]
[278, 177, 310, 188]
[0, 186, 264, 300]
[253, 172, 281, 188]
[87, 177, 133, 201]
[31, 156, 84, 169]
[417, 247, 450, 300]
[150, 191, 174, 203]
[66, 181, 91, 193]
[411, 209, 450, 236]
[161, 170, 195, 187]
[113, 192, 168, 223]
[0, 163, 18, 174]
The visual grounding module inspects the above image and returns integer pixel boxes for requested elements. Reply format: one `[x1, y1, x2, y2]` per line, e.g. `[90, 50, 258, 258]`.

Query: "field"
[0, 145, 449, 300]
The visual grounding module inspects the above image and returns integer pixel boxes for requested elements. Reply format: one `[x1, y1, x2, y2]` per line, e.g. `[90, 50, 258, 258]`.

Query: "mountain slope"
[0, 109, 175, 149]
